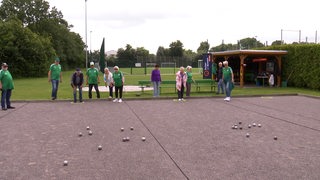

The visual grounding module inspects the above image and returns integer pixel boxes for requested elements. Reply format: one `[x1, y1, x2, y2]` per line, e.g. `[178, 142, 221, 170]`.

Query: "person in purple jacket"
[151, 64, 161, 97]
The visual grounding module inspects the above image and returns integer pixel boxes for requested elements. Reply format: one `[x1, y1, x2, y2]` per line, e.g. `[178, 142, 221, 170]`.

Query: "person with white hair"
[186, 66, 194, 97]
[222, 60, 234, 102]
[112, 66, 124, 103]
[86, 61, 100, 99]
[104, 67, 114, 99]
[176, 66, 187, 101]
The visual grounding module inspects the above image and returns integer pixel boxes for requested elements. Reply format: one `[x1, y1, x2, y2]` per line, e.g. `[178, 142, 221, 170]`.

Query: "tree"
[197, 41, 210, 54]
[169, 40, 184, 57]
[116, 44, 136, 67]
[0, 18, 55, 77]
[239, 37, 264, 49]
[271, 40, 282, 46]
[0, 0, 85, 71]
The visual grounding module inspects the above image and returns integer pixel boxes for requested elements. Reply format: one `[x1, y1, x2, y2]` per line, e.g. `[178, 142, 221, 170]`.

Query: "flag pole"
[85, 0, 88, 69]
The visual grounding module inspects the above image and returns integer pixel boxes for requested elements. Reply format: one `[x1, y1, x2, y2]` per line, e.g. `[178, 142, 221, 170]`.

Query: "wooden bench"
[194, 79, 216, 92]
[159, 80, 176, 94]
[138, 80, 151, 93]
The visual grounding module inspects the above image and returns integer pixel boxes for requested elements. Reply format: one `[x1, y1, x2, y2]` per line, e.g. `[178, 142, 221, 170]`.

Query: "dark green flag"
[99, 38, 106, 73]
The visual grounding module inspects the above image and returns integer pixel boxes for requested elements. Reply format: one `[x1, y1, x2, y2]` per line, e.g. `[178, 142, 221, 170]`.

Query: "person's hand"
[48, 79, 51, 83]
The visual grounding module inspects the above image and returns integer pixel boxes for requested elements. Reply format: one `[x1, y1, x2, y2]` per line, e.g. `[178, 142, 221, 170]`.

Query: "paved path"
[0, 96, 319, 180]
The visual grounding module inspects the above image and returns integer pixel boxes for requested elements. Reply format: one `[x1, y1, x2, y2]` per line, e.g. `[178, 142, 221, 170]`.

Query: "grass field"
[11, 68, 320, 101]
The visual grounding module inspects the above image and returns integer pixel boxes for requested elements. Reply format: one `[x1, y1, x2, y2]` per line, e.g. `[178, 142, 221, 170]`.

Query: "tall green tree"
[169, 40, 184, 57]
[0, 18, 55, 77]
[197, 41, 210, 54]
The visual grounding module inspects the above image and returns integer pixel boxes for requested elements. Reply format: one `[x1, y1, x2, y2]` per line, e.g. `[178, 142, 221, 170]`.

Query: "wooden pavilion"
[210, 50, 288, 88]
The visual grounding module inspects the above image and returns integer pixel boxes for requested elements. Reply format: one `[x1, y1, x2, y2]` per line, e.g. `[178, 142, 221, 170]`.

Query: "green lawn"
[11, 70, 320, 101]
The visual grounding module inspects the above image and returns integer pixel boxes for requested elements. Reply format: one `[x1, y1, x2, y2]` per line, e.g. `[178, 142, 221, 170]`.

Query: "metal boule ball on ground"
[142, 137, 146, 141]
[130, 127, 134, 130]
[63, 160, 68, 166]
[246, 133, 250, 138]
[122, 137, 127, 142]
[258, 124, 262, 127]
[98, 145, 102, 150]
[121, 128, 124, 132]
[274, 136, 278, 140]
[88, 131, 93, 135]
[78, 132, 83, 137]
[86, 126, 90, 130]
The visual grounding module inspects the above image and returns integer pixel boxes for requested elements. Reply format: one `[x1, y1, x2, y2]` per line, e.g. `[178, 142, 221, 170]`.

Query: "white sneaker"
[118, 99, 122, 103]
[178, 99, 182, 101]
[113, 98, 118, 102]
[224, 97, 228, 101]
[226, 97, 231, 102]
[108, 96, 112, 99]
[181, 98, 186, 101]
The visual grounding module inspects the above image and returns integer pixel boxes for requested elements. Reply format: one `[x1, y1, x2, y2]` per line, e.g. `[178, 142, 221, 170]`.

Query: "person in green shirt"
[222, 60, 234, 102]
[48, 57, 62, 100]
[112, 66, 124, 103]
[0, 63, 15, 110]
[86, 62, 100, 99]
[186, 66, 194, 97]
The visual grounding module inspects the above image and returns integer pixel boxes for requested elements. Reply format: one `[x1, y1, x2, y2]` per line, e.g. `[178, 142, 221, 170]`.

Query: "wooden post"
[239, 55, 246, 88]
[276, 56, 282, 87]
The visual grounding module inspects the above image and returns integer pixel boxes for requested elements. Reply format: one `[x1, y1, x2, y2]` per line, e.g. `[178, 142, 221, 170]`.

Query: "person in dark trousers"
[86, 62, 100, 99]
[0, 63, 14, 110]
[176, 66, 187, 102]
[71, 68, 84, 103]
[112, 66, 124, 103]
[216, 62, 224, 94]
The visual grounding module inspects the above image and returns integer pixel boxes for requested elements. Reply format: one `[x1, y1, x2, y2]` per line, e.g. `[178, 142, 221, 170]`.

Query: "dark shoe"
[2, 108, 7, 111]
[7, 106, 15, 109]
[51, 97, 56, 100]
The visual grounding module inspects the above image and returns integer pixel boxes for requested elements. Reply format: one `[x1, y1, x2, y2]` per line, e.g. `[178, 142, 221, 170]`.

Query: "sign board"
[202, 53, 212, 79]
[135, 63, 142, 67]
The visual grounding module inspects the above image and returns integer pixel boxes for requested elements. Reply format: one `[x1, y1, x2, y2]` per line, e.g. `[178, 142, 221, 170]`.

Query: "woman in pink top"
[176, 66, 187, 101]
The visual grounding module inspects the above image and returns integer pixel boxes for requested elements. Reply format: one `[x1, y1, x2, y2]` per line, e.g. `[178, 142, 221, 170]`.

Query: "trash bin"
[281, 81, 287, 87]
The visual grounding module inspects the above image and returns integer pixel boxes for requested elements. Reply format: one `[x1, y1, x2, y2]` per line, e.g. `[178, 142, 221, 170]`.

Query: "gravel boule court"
[1, 95, 319, 180]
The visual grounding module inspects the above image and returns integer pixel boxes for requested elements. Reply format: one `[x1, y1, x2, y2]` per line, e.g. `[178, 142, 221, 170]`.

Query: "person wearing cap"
[112, 66, 124, 103]
[103, 67, 114, 99]
[222, 60, 234, 102]
[0, 63, 15, 110]
[48, 57, 62, 100]
[86, 62, 100, 99]
[71, 68, 84, 103]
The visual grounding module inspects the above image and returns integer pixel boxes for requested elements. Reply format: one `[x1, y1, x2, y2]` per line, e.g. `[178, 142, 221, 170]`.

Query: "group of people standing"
[216, 61, 234, 102]
[151, 64, 194, 101]
[0, 57, 233, 108]
[48, 58, 125, 103]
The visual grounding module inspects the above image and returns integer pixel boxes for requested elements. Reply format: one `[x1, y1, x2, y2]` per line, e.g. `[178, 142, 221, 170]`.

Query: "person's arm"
[48, 70, 51, 82]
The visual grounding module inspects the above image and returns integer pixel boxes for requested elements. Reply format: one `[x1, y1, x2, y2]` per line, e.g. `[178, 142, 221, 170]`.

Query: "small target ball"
[63, 160, 68, 166]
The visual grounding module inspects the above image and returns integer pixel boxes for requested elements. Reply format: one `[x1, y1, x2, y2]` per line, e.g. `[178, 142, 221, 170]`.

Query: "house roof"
[210, 50, 288, 57]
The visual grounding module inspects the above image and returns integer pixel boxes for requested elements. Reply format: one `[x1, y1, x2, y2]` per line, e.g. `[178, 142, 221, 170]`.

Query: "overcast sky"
[47, 0, 319, 54]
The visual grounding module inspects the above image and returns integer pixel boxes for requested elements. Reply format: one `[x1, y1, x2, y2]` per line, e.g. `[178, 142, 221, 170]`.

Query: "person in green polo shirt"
[86, 62, 100, 99]
[112, 66, 124, 103]
[222, 60, 234, 102]
[0, 63, 15, 110]
[48, 57, 62, 100]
